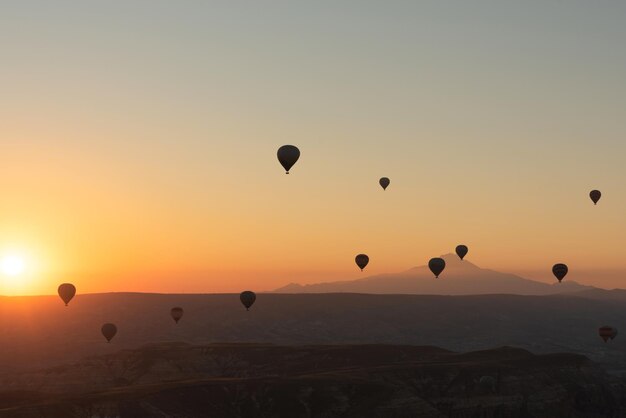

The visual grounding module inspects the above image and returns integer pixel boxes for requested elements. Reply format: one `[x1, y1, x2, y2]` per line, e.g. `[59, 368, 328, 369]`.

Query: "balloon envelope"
[599, 326, 615, 343]
[240, 291, 256, 311]
[355, 254, 369, 271]
[101, 323, 117, 343]
[171, 307, 184, 324]
[57, 283, 76, 306]
[589, 190, 601, 205]
[277, 145, 300, 174]
[552, 263, 568, 282]
[429, 258, 446, 278]
[455, 245, 468, 260]
[379, 177, 390, 190]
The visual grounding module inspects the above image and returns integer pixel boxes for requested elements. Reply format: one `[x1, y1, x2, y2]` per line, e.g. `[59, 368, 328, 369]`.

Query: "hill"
[0, 343, 623, 417]
[274, 253, 595, 295]
[1, 292, 626, 375]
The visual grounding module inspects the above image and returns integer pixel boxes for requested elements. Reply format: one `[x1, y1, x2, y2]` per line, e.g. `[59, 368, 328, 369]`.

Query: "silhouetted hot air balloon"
[379, 177, 390, 190]
[101, 323, 117, 343]
[355, 254, 369, 271]
[552, 263, 568, 283]
[599, 326, 616, 343]
[590, 190, 601, 205]
[240, 291, 256, 311]
[455, 245, 468, 260]
[57, 283, 76, 306]
[429, 258, 446, 278]
[277, 145, 300, 174]
[171, 307, 184, 324]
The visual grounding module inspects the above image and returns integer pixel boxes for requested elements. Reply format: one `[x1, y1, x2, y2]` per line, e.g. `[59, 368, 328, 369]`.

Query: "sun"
[1, 255, 26, 277]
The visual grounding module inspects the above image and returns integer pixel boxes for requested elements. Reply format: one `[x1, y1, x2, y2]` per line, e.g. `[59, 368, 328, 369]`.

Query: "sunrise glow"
[1, 254, 25, 277]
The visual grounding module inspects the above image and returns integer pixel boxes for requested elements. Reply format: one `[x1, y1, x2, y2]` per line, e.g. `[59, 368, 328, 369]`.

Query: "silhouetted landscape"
[275, 254, 594, 295]
[2, 259, 626, 415]
[1, 343, 624, 417]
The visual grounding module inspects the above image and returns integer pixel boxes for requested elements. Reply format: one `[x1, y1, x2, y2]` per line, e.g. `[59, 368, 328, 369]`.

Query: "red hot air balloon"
[355, 254, 369, 271]
[57, 283, 76, 306]
[171, 307, 184, 324]
[589, 190, 601, 205]
[277, 145, 300, 174]
[240, 291, 256, 311]
[552, 264, 568, 283]
[599, 326, 616, 343]
[455, 245, 468, 260]
[429, 258, 446, 278]
[101, 323, 117, 343]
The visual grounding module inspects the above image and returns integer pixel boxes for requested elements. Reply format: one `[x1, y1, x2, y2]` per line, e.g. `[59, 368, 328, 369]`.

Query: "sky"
[1, 1, 626, 295]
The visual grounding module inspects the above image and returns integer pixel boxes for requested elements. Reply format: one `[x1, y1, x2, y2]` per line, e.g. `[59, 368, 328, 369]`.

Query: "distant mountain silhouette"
[274, 253, 595, 295]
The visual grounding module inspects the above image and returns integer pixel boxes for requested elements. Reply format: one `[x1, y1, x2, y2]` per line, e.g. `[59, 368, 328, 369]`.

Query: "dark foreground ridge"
[0, 343, 623, 417]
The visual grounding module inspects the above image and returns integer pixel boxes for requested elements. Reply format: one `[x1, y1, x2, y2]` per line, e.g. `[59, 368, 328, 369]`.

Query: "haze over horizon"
[272, 252, 611, 295]
[2, 1, 626, 295]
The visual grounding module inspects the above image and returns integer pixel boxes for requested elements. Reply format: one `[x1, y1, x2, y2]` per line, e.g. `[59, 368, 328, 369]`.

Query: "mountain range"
[274, 253, 597, 295]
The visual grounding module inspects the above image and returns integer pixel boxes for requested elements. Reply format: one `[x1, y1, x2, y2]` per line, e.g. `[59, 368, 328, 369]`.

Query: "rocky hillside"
[0, 343, 623, 417]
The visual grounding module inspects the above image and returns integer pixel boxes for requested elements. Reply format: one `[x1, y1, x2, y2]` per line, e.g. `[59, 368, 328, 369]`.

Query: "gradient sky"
[1, 1, 626, 295]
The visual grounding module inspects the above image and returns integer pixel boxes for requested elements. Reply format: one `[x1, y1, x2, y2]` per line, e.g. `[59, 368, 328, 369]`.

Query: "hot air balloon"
[379, 177, 390, 191]
[355, 254, 369, 271]
[277, 145, 300, 174]
[552, 263, 568, 283]
[429, 257, 446, 278]
[101, 323, 117, 343]
[599, 326, 616, 343]
[57, 283, 76, 306]
[590, 190, 601, 205]
[171, 307, 184, 324]
[240, 291, 256, 311]
[455, 245, 468, 260]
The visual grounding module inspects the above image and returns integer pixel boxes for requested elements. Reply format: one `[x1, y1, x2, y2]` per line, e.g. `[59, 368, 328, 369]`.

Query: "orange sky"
[1, 2, 626, 295]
